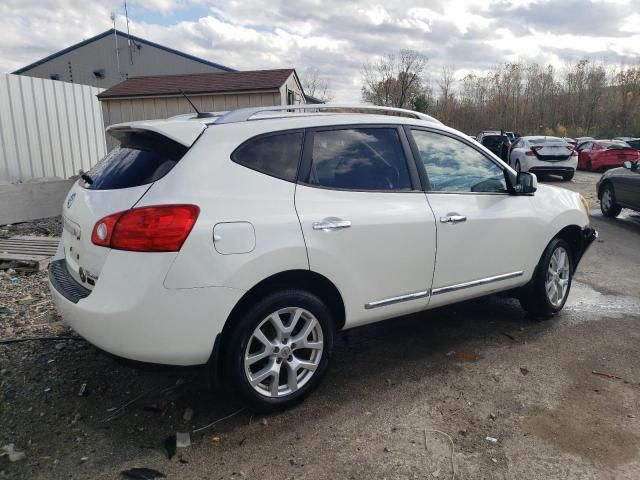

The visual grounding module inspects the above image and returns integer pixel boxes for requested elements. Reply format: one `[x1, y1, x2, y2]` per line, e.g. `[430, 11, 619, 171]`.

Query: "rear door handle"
[313, 218, 351, 231]
[440, 215, 467, 224]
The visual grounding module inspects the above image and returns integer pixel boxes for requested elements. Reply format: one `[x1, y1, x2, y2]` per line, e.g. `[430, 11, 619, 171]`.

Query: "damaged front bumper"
[574, 226, 597, 270]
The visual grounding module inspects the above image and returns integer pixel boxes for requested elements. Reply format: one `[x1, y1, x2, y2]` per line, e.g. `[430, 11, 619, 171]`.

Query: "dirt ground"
[1, 170, 639, 479]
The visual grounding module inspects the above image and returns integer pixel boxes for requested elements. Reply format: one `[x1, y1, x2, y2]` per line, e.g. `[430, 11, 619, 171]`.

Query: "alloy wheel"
[602, 187, 613, 212]
[244, 307, 324, 398]
[545, 246, 570, 307]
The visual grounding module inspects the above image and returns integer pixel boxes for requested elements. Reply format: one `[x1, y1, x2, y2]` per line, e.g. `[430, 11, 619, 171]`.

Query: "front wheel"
[224, 290, 334, 411]
[520, 238, 573, 317]
[600, 183, 622, 217]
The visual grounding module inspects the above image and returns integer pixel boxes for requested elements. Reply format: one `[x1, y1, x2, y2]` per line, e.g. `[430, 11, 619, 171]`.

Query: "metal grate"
[49, 259, 91, 304]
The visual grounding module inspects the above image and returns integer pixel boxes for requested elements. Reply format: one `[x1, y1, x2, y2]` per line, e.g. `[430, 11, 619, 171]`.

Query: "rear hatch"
[61, 124, 201, 290]
[531, 143, 573, 161]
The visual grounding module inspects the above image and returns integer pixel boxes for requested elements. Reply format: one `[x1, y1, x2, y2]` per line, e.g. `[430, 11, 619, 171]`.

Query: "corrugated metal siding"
[101, 91, 281, 150]
[0, 74, 107, 183]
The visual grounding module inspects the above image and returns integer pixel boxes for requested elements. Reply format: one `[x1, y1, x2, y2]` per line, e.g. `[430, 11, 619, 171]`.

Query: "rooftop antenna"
[110, 13, 122, 79]
[179, 90, 215, 118]
[124, 0, 134, 65]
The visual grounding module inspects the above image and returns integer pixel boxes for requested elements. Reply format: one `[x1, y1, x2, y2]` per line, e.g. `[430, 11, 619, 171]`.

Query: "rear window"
[601, 141, 632, 150]
[83, 130, 187, 190]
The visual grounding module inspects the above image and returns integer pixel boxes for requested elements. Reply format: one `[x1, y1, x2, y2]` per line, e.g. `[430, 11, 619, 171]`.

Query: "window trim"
[404, 125, 512, 195]
[297, 124, 422, 193]
[230, 128, 306, 183]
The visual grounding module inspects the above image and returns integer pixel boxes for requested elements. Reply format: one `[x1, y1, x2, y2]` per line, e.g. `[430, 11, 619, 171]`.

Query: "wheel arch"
[221, 269, 346, 343]
[597, 178, 613, 199]
[553, 224, 583, 272]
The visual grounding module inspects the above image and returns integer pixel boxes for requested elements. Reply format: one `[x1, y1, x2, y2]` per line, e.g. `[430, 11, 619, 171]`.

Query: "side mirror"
[515, 171, 537, 194]
[623, 160, 632, 169]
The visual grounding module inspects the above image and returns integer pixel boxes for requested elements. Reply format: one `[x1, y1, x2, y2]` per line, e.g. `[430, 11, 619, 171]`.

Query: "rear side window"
[307, 128, 412, 191]
[232, 131, 304, 182]
[84, 130, 187, 190]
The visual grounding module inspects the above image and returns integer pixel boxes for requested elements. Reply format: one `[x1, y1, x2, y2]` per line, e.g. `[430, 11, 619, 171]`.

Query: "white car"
[509, 136, 578, 181]
[50, 104, 596, 410]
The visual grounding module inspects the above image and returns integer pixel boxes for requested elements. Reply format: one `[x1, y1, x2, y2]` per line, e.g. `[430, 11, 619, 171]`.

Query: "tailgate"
[533, 145, 572, 161]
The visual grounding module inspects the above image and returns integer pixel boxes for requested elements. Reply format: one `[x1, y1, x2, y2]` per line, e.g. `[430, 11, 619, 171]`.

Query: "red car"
[577, 140, 640, 171]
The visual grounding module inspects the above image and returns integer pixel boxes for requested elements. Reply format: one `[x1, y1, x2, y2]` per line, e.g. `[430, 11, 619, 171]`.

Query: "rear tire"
[562, 171, 574, 181]
[515, 160, 522, 173]
[520, 238, 573, 318]
[600, 183, 622, 218]
[223, 289, 334, 412]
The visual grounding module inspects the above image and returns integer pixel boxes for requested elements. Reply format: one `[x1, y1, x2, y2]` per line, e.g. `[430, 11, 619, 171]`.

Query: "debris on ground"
[121, 467, 167, 479]
[183, 407, 194, 422]
[485, 436, 498, 444]
[592, 370, 625, 381]
[164, 435, 177, 460]
[520, 367, 529, 376]
[211, 436, 221, 445]
[176, 432, 191, 448]
[452, 350, 481, 362]
[78, 382, 89, 397]
[0, 444, 26, 462]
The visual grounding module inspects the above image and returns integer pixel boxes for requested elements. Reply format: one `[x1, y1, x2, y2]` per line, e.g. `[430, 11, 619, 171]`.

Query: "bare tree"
[302, 67, 333, 103]
[361, 50, 427, 109]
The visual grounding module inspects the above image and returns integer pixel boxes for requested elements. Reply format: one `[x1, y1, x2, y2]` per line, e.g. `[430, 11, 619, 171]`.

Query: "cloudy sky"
[2, 0, 640, 101]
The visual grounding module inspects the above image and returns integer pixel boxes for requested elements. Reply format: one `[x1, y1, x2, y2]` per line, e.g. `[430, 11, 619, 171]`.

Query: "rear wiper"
[79, 170, 93, 185]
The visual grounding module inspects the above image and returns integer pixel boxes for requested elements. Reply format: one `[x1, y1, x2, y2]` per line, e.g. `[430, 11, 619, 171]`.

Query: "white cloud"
[1, 0, 639, 102]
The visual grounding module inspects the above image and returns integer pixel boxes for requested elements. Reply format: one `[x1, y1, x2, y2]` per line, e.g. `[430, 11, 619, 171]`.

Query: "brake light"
[91, 205, 200, 252]
[526, 149, 536, 156]
[531, 146, 543, 152]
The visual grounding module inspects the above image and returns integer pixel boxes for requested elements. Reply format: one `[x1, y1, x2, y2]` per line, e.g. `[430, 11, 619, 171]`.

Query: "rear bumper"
[574, 226, 597, 270]
[528, 166, 576, 176]
[49, 251, 244, 366]
[523, 157, 577, 176]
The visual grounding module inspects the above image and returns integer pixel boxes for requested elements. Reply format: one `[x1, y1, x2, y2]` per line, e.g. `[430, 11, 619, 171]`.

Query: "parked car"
[576, 140, 640, 171]
[49, 104, 596, 410]
[562, 137, 577, 147]
[597, 159, 640, 217]
[613, 137, 640, 150]
[476, 131, 511, 161]
[575, 136, 594, 144]
[509, 136, 577, 181]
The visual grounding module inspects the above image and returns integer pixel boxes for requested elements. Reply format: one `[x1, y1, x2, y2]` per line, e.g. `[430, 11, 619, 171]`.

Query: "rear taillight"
[91, 205, 200, 252]
[526, 150, 536, 156]
[571, 149, 578, 157]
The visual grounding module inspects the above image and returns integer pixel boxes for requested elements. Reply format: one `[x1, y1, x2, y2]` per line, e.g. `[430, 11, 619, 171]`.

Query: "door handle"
[313, 218, 351, 231]
[440, 215, 467, 224]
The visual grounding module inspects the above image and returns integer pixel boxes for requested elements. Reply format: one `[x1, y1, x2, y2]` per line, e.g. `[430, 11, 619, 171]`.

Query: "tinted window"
[482, 135, 507, 149]
[232, 131, 303, 182]
[308, 128, 411, 191]
[411, 130, 507, 193]
[84, 130, 187, 190]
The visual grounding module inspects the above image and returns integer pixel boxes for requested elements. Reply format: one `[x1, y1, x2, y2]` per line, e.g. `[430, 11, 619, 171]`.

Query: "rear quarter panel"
[140, 123, 310, 291]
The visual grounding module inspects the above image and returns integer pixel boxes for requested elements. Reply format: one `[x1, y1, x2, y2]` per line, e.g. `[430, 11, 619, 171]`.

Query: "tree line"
[361, 50, 640, 138]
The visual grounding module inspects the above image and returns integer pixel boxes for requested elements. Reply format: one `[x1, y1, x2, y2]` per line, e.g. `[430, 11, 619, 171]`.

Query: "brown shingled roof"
[98, 69, 296, 99]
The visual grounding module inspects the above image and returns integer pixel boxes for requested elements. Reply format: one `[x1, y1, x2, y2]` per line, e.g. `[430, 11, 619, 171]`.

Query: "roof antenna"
[179, 90, 215, 118]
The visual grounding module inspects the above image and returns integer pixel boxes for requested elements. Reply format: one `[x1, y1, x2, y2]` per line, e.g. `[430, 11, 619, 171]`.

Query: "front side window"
[232, 131, 304, 182]
[411, 130, 507, 193]
[308, 128, 412, 191]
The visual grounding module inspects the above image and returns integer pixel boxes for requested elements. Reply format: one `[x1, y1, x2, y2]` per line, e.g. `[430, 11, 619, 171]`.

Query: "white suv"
[50, 105, 596, 410]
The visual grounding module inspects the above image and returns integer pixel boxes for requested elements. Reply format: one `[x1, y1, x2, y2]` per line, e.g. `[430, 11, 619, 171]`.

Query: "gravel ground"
[1, 173, 639, 479]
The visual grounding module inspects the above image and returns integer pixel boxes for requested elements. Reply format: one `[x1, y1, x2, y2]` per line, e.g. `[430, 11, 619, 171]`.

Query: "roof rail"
[214, 103, 441, 125]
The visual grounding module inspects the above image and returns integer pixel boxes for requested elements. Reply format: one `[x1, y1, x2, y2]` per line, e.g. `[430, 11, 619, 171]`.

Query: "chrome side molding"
[364, 290, 430, 310]
[431, 271, 524, 296]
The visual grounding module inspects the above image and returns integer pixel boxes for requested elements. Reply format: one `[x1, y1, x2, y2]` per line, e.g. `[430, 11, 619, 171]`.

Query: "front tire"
[520, 238, 573, 317]
[224, 290, 334, 411]
[600, 183, 622, 217]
